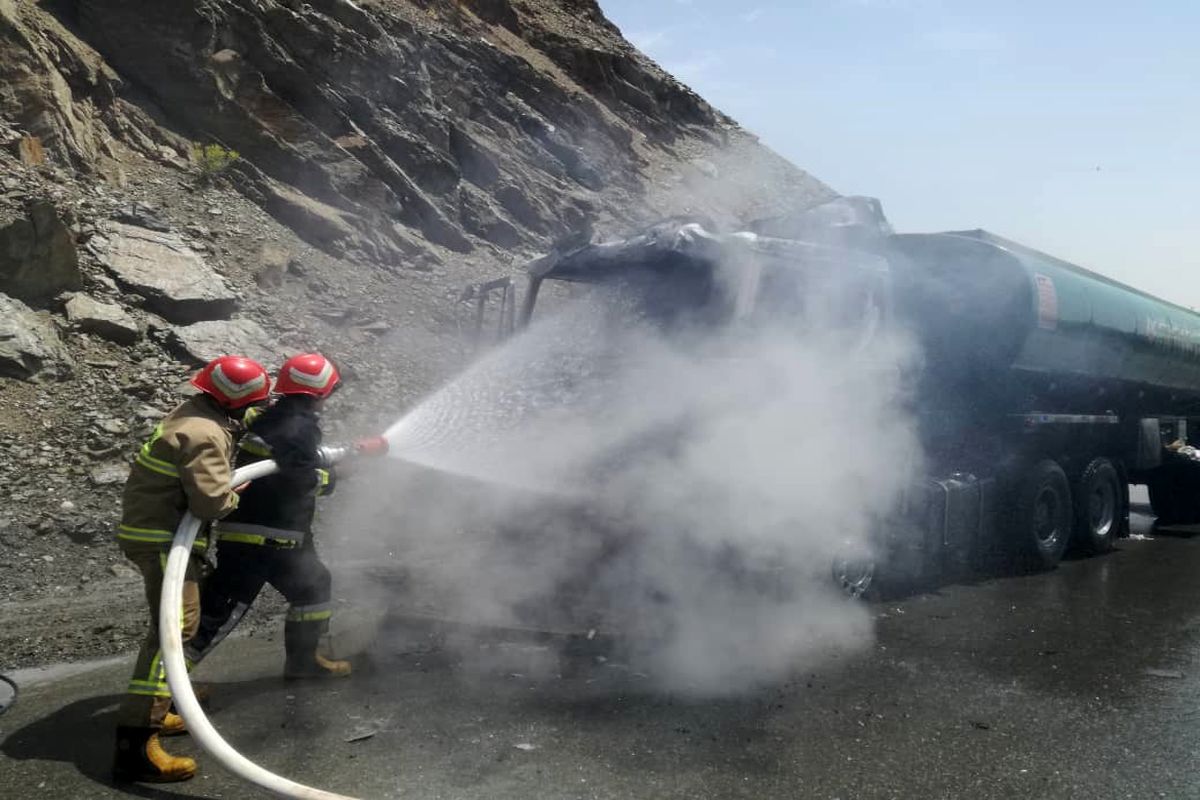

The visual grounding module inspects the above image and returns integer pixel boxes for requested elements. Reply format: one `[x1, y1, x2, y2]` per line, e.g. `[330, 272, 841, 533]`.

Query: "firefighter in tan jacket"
[112, 355, 271, 784]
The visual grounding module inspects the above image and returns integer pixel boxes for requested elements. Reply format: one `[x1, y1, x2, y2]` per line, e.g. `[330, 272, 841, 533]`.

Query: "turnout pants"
[187, 541, 333, 664]
[116, 550, 203, 728]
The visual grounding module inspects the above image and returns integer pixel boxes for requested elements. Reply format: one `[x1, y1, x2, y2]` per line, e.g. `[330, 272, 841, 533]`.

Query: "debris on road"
[1144, 668, 1184, 679]
[344, 726, 379, 743]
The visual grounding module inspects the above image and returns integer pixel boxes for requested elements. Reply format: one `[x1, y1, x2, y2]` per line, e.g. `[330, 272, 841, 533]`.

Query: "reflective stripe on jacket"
[216, 522, 306, 548]
[117, 395, 240, 553]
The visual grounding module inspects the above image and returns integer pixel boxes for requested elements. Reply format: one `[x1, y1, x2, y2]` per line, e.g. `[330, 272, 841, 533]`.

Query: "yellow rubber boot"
[163, 681, 213, 736]
[285, 653, 352, 679]
[316, 653, 352, 677]
[160, 711, 187, 737]
[113, 727, 197, 783]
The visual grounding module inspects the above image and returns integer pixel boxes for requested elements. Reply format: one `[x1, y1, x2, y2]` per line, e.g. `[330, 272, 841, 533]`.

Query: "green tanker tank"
[889, 230, 1200, 416]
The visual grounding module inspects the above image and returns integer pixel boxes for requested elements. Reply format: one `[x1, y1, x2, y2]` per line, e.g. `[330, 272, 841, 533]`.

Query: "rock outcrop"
[0, 197, 80, 303]
[0, 0, 170, 176]
[54, 0, 828, 263]
[0, 292, 70, 379]
[64, 292, 139, 344]
[167, 317, 280, 365]
[91, 222, 238, 323]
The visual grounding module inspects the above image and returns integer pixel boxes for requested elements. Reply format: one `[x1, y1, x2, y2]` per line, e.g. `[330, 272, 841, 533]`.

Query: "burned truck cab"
[469, 220, 894, 352]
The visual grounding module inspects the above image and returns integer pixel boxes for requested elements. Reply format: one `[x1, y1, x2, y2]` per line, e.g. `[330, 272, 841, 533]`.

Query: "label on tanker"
[1035, 273, 1058, 330]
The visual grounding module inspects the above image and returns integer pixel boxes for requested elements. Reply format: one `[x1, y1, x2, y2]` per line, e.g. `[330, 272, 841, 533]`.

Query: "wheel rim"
[1033, 487, 1062, 546]
[1088, 479, 1116, 538]
[833, 558, 875, 599]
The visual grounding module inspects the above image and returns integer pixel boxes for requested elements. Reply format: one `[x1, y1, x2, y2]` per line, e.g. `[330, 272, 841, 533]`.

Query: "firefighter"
[112, 355, 271, 784]
[186, 352, 354, 679]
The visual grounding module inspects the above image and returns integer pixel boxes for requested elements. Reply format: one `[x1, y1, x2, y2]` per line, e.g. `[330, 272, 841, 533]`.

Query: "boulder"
[92, 222, 238, 323]
[167, 318, 279, 366]
[0, 292, 71, 379]
[0, 199, 81, 303]
[64, 293, 139, 344]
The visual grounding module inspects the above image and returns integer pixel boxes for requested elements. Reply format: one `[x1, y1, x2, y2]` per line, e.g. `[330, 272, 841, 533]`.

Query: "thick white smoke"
[330, 267, 922, 695]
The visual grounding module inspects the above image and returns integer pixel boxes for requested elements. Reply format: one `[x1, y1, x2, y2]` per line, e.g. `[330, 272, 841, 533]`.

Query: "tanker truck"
[464, 200, 1200, 595]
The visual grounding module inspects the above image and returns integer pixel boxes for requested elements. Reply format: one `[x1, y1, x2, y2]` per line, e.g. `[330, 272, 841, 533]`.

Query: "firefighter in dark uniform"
[186, 353, 351, 678]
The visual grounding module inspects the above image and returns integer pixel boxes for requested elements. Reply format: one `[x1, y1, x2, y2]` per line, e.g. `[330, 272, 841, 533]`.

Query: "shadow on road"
[1, 677, 285, 799]
[1, 693, 193, 798]
[1148, 524, 1200, 539]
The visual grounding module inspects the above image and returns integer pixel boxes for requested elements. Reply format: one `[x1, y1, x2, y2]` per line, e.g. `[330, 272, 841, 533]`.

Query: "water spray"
[159, 439, 386, 800]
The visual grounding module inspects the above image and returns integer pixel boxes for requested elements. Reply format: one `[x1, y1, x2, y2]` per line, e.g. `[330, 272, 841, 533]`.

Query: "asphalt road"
[3, 491, 1199, 800]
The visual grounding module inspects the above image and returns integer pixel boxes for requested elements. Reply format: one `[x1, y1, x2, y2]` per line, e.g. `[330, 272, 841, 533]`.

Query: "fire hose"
[159, 441, 382, 800]
[0, 673, 16, 716]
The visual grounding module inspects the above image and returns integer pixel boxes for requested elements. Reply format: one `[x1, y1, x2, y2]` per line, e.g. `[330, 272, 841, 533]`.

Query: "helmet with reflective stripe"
[274, 352, 340, 398]
[190, 356, 271, 409]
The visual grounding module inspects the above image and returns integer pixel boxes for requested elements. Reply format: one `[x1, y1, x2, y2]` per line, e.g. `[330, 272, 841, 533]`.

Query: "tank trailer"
[464, 201, 1200, 595]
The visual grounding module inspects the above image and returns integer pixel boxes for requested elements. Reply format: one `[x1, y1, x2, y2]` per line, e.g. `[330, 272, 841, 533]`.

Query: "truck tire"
[832, 555, 877, 600]
[1013, 460, 1073, 570]
[1073, 458, 1121, 554]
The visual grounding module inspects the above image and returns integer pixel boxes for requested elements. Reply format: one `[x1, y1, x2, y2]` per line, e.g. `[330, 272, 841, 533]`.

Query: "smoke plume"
[330, 249, 921, 695]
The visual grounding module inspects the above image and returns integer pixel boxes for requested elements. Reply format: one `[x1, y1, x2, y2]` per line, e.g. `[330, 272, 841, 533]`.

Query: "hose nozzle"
[353, 435, 389, 458]
[317, 444, 350, 467]
[316, 436, 387, 468]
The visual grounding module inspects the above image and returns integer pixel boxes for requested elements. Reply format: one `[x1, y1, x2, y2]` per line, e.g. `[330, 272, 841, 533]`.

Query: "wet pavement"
[3, 491, 1200, 799]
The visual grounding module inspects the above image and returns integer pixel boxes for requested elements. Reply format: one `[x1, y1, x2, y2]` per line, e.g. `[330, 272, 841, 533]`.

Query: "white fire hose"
[159, 450, 363, 800]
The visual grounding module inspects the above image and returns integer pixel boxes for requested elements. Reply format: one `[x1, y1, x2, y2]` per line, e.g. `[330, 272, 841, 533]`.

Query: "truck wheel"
[831, 556, 877, 600]
[1073, 458, 1121, 554]
[1014, 460, 1073, 570]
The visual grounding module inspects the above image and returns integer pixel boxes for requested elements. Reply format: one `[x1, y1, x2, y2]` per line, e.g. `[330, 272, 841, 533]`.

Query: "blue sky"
[597, 0, 1200, 306]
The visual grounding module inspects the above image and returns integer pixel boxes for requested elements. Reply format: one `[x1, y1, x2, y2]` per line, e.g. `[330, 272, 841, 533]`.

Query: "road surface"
[2, 491, 1199, 799]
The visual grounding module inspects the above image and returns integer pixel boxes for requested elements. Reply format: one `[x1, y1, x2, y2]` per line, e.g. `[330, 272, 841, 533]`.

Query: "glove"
[354, 436, 389, 457]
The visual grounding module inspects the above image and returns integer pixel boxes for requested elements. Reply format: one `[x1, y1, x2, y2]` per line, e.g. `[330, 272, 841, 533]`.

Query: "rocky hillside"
[0, 0, 834, 666]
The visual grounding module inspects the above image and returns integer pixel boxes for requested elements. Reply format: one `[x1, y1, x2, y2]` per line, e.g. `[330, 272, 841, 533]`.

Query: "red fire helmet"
[190, 356, 272, 409]
[275, 352, 341, 398]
